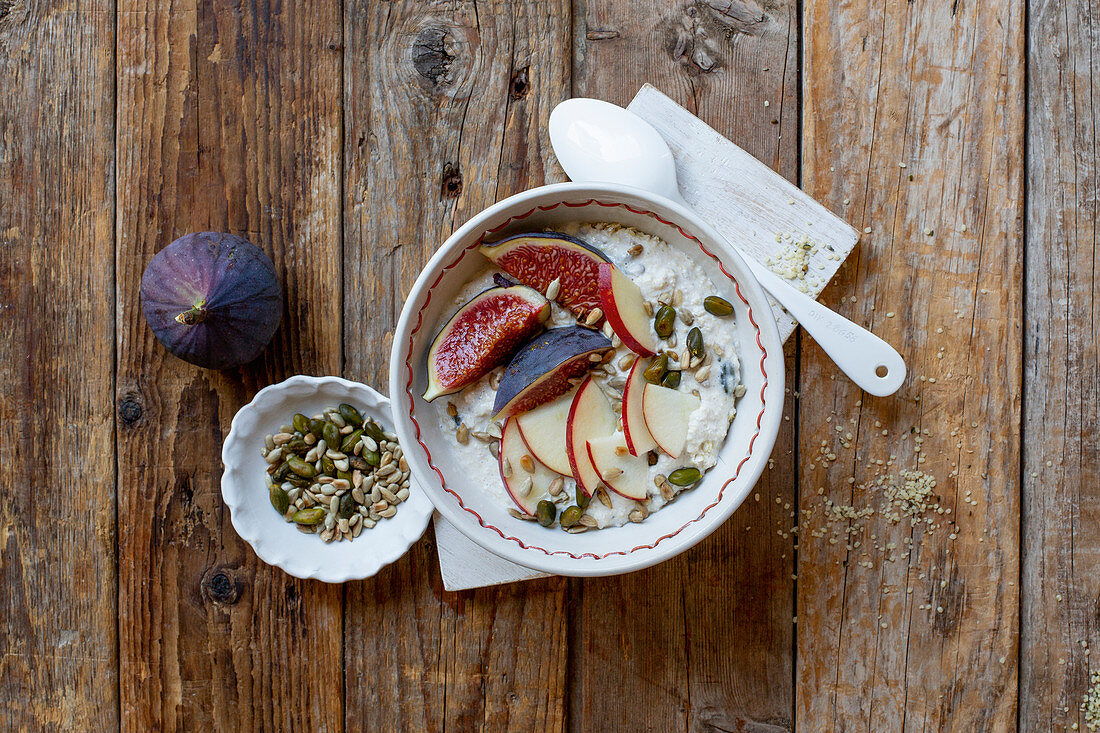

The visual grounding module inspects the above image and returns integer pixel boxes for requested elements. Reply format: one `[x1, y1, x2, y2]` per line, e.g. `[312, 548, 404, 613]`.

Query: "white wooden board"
[435, 84, 860, 592]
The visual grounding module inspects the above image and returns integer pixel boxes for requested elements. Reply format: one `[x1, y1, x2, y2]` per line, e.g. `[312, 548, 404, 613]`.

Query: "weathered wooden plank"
[115, 2, 344, 729]
[1022, 0, 1100, 729]
[341, 1, 571, 730]
[573, 2, 799, 730]
[798, 0, 1024, 729]
[0, 1, 118, 728]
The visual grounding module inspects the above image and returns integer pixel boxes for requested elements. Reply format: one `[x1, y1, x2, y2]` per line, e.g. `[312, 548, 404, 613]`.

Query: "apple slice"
[587, 432, 650, 501]
[621, 357, 657, 456]
[641, 383, 701, 458]
[516, 388, 575, 475]
[499, 417, 560, 515]
[598, 263, 657, 356]
[566, 376, 618, 496]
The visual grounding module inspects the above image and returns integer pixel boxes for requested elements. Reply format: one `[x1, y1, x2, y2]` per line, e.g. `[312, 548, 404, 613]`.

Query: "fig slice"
[492, 326, 613, 420]
[479, 232, 610, 316]
[423, 285, 550, 402]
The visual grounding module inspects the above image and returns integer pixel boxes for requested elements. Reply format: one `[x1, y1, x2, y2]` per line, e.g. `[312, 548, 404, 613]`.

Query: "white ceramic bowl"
[389, 183, 784, 576]
[221, 375, 434, 582]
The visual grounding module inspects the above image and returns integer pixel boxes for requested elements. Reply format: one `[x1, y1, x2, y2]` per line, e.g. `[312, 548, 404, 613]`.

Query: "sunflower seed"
[487, 422, 503, 439]
[273, 432, 293, 445]
[578, 515, 599, 527]
[643, 301, 655, 316]
[456, 423, 470, 444]
[304, 446, 320, 463]
[396, 487, 410, 501]
[320, 528, 335, 543]
[352, 487, 366, 504]
[520, 455, 535, 473]
[326, 449, 346, 460]
[566, 525, 589, 534]
[520, 477, 533, 497]
[654, 473, 667, 487]
[360, 435, 378, 453]
[377, 464, 397, 478]
[509, 508, 537, 521]
[351, 522, 364, 538]
[489, 370, 502, 390]
[660, 480, 675, 501]
[603, 467, 623, 480]
[695, 365, 711, 383]
[628, 509, 646, 523]
[627, 243, 643, 257]
[399, 457, 408, 472]
[381, 506, 397, 518]
[608, 376, 627, 389]
[383, 431, 398, 441]
[602, 321, 614, 339]
[380, 486, 399, 503]
[320, 483, 337, 496]
[372, 500, 388, 513]
[548, 477, 564, 496]
[545, 277, 561, 301]
[471, 430, 493, 442]
[303, 433, 317, 445]
[324, 514, 336, 530]
[589, 353, 603, 362]
[362, 517, 376, 530]
[371, 485, 382, 503]
[296, 524, 315, 534]
[328, 411, 346, 428]
[446, 402, 458, 418]
[596, 485, 613, 508]
[585, 308, 604, 326]
[361, 474, 375, 491]
[334, 459, 350, 472]
[502, 458, 513, 478]
[679, 310, 694, 326]
[617, 353, 638, 371]
[380, 451, 393, 467]
[352, 470, 364, 489]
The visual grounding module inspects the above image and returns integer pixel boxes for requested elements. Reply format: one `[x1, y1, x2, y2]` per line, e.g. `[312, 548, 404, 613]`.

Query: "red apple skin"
[598, 264, 656, 357]
[565, 376, 609, 497]
[621, 356, 656, 456]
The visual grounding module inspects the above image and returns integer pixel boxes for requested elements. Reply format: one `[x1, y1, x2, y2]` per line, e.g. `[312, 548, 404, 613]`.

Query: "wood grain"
[573, 1, 800, 730]
[799, 0, 1024, 729]
[115, 2, 344, 730]
[341, 1, 571, 731]
[0, 1, 118, 728]
[1022, 0, 1100, 728]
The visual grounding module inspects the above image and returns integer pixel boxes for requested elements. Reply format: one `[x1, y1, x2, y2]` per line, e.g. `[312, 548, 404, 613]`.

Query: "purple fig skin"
[492, 326, 613, 418]
[140, 232, 283, 369]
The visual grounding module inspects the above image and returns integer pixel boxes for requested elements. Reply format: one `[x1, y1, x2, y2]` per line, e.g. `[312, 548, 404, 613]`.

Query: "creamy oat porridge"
[421, 222, 744, 531]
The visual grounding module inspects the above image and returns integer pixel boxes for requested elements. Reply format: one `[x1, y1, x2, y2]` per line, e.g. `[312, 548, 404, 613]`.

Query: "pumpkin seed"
[687, 327, 705, 358]
[338, 492, 356, 519]
[341, 429, 363, 453]
[321, 422, 338, 449]
[287, 456, 317, 478]
[703, 295, 734, 316]
[577, 487, 591, 510]
[286, 437, 309, 453]
[643, 353, 669, 384]
[668, 467, 702, 486]
[292, 507, 326, 526]
[560, 505, 582, 528]
[272, 461, 293, 481]
[309, 418, 326, 436]
[292, 413, 311, 433]
[321, 456, 336, 476]
[654, 305, 676, 338]
[339, 403, 364, 426]
[363, 420, 385, 443]
[536, 500, 557, 527]
[269, 485, 290, 515]
[661, 370, 681, 389]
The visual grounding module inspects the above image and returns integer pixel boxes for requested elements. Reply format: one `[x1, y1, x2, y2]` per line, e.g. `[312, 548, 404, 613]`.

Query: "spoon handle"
[736, 255, 907, 396]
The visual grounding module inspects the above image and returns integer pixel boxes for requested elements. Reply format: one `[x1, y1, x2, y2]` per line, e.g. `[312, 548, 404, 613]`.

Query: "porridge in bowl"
[422, 222, 744, 531]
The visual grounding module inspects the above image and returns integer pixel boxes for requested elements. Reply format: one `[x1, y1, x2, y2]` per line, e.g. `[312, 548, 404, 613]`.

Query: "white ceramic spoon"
[548, 98, 907, 397]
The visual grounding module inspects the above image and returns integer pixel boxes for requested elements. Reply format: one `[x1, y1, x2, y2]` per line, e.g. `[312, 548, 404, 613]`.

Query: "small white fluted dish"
[221, 375, 433, 582]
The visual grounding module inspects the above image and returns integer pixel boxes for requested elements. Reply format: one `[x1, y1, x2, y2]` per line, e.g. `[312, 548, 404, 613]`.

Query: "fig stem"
[175, 302, 208, 325]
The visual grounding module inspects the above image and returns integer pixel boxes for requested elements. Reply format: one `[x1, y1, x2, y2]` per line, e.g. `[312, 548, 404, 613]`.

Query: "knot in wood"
[118, 394, 144, 426]
[412, 27, 454, 86]
[509, 66, 530, 100]
[440, 163, 463, 199]
[202, 567, 243, 605]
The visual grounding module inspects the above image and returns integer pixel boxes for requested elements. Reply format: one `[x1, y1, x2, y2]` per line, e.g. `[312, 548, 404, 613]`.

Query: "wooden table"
[2, 0, 1095, 730]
